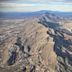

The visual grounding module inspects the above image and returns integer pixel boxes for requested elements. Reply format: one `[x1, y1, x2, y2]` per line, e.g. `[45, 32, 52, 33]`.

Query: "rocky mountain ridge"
[0, 12, 72, 72]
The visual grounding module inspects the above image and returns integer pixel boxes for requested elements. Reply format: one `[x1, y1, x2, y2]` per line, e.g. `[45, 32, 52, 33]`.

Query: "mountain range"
[0, 10, 72, 72]
[0, 10, 72, 19]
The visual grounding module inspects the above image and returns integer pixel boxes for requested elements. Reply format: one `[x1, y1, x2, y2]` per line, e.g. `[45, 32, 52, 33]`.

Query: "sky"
[0, 0, 72, 12]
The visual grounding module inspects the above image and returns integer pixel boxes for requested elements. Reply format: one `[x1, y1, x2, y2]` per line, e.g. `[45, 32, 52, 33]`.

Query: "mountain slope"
[38, 13, 72, 72]
[0, 11, 72, 72]
[0, 19, 57, 72]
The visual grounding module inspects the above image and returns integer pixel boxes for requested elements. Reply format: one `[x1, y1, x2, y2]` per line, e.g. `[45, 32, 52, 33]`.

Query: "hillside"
[0, 11, 72, 72]
[0, 18, 57, 72]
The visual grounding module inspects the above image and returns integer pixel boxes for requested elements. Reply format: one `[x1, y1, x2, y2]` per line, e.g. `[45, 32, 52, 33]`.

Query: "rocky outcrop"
[39, 14, 72, 72]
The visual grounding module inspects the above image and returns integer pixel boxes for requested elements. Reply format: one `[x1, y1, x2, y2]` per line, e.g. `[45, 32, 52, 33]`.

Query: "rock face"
[0, 12, 72, 72]
[0, 19, 57, 72]
[39, 14, 72, 72]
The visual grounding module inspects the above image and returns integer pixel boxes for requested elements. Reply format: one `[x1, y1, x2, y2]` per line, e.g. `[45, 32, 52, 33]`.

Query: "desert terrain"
[0, 11, 72, 72]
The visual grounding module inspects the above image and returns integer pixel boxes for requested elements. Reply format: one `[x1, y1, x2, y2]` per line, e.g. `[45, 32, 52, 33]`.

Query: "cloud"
[0, 2, 72, 12]
[0, 0, 14, 1]
[0, 0, 64, 2]
[64, 0, 72, 4]
[0, 0, 72, 12]
[0, 0, 72, 4]
[0, 3, 35, 7]
[0, 0, 72, 5]
[65, 0, 72, 2]
[28, 0, 63, 2]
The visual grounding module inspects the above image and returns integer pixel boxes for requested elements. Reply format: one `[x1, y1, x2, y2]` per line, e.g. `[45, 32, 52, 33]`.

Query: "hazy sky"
[0, 0, 72, 12]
